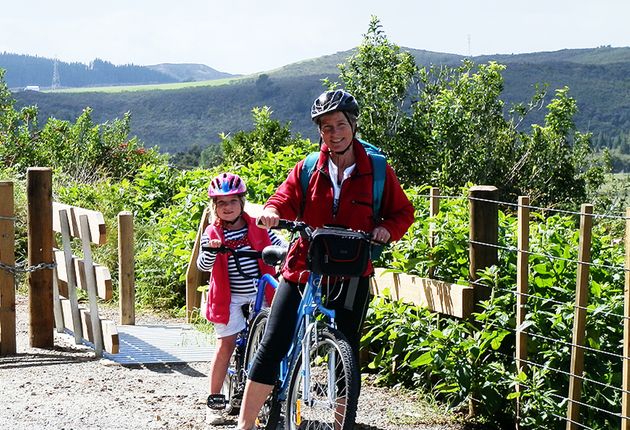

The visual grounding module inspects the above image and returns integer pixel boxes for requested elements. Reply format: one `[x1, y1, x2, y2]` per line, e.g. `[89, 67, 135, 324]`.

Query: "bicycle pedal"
[207, 393, 227, 410]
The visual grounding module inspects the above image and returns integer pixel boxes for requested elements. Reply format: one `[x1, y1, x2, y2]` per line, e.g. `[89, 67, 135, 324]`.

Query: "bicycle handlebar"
[271, 219, 388, 247]
[200, 220, 386, 279]
[201, 243, 288, 279]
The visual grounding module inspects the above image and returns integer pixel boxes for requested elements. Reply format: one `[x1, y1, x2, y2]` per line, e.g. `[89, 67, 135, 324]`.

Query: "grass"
[51, 76, 251, 93]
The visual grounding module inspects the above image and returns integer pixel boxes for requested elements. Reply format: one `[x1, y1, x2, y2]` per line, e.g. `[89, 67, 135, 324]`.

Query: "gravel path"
[0, 295, 466, 429]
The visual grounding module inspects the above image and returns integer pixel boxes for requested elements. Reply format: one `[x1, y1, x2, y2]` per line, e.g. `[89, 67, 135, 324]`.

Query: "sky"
[2, 0, 629, 76]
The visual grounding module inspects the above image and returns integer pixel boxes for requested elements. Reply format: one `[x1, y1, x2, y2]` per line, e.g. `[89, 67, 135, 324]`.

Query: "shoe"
[205, 406, 225, 425]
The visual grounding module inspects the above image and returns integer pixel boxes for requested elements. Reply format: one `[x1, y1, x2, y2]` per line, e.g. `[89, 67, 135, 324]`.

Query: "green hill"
[0, 53, 182, 89]
[10, 46, 630, 157]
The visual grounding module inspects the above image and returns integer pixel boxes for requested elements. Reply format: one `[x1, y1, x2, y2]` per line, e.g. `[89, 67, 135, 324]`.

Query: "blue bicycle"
[201, 242, 284, 425]
[246, 220, 377, 430]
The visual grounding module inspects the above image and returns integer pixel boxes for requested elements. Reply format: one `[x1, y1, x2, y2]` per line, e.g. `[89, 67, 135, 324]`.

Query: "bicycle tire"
[285, 326, 360, 430]
[244, 308, 281, 430]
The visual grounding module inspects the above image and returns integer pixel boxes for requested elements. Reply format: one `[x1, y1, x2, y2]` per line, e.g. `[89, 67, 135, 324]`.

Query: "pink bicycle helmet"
[208, 173, 247, 198]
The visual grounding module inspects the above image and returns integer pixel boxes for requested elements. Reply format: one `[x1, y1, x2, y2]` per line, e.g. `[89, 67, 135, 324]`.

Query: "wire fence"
[396, 189, 630, 430]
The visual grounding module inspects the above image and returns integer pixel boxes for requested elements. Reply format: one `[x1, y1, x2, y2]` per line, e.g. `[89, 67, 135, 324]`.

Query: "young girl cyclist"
[196, 173, 284, 426]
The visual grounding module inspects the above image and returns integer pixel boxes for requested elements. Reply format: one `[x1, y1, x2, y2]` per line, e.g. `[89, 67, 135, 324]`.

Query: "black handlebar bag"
[306, 226, 369, 278]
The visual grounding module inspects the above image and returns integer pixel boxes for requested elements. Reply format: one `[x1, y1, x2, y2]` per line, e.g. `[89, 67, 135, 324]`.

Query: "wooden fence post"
[566, 204, 593, 430]
[429, 187, 440, 278]
[27, 167, 54, 348]
[118, 211, 135, 325]
[468, 186, 498, 305]
[0, 181, 16, 356]
[622, 207, 630, 430]
[516, 196, 530, 427]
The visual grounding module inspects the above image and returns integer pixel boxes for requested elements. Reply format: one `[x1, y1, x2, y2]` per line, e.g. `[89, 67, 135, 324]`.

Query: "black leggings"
[247, 276, 371, 386]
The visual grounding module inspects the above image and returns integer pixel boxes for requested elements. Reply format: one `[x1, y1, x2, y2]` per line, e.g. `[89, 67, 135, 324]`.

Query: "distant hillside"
[262, 48, 464, 79]
[475, 45, 630, 65]
[146, 63, 240, 82]
[0, 54, 236, 90]
[0, 53, 180, 90]
[15, 74, 325, 152]
[11, 46, 630, 162]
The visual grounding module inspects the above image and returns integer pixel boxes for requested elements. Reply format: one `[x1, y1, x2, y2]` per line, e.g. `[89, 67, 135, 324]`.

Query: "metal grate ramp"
[103, 324, 215, 365]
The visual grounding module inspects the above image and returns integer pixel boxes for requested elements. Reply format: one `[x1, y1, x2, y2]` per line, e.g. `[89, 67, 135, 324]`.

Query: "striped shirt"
[197, 226, 284, 295]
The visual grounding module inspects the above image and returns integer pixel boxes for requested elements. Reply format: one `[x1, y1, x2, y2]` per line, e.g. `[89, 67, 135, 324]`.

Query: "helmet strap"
[333, 140, 354, 155]
[222, 213, 242, 226]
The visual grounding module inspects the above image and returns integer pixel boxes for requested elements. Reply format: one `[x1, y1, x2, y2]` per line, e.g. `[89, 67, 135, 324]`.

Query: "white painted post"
[622, 207, 630, 430]
[52, 266, 64, 332]
[80, 214, 103, 357]
[60, 210, 83, 344]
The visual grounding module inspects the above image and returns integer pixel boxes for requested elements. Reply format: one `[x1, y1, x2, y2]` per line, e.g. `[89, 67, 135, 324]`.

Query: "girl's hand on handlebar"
[370, 226, 391, 245]
[207, 239, 222, 248]
[256, 211, 280, 229]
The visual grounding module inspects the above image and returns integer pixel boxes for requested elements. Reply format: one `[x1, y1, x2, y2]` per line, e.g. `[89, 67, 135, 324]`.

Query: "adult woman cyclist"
[234, 90, 415, 430]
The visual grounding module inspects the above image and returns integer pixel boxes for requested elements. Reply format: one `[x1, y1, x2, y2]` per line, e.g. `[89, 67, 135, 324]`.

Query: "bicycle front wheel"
[244, 308, 281, 430]
[286, 327, 360, 430]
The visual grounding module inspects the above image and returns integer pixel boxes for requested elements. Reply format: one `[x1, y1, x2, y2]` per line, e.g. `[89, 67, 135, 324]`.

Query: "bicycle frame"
[226, 273, 276, 404]
[275, 271, 337, 407]
[203, 244, 281, 411]
[245, 220, 380, 428]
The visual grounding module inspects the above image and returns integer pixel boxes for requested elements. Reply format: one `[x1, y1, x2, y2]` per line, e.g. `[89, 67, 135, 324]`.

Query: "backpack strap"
[370, 152, 386, 224]
[299, 152, 320, 219]
[369, 152, 387, 261]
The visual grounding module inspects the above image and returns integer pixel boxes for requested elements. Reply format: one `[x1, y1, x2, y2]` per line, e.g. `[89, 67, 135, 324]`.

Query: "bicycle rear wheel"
[286, 327, 360, 430]
[221, 370, 238, 415]
[222, 333, 244, 415]
[244, 308, 281, 430]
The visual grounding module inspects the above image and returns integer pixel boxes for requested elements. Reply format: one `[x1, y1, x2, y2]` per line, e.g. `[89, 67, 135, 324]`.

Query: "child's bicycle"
[247, 219, 382, 430]
[201, 241, 286, 426]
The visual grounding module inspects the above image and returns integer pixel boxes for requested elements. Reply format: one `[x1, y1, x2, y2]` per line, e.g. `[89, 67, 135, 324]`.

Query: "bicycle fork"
[302, 323, 337, 405]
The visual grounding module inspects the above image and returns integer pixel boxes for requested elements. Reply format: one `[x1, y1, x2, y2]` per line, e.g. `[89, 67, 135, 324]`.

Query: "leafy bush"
[220, 106, 312, 169]
[363, 195, 626, 429]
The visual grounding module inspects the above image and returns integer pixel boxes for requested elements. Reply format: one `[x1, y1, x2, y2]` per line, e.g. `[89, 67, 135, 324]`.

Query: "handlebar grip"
[200, 244, 228, 254]
[274, 219, 296, 230]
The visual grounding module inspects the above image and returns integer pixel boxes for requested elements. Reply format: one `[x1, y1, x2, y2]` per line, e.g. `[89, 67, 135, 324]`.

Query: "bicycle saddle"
[262, 245, 288, 266]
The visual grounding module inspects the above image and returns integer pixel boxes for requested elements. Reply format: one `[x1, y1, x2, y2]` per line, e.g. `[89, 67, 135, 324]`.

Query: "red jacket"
[203, 212, 276, 325]
[265, 139, 415, 283]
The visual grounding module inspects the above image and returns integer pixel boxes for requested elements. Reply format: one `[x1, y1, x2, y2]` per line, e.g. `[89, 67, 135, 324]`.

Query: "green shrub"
[363, 196, 626, 429]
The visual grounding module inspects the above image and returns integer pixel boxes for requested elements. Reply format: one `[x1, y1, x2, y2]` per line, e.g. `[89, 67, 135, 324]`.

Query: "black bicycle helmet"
[311, 90, 359, 123]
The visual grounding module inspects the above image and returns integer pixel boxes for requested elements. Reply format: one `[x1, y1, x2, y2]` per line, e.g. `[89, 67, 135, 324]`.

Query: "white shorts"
[213, 293, 257, 338]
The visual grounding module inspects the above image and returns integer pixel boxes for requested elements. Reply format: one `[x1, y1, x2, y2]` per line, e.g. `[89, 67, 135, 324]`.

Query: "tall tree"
[330, 16, 607, 206]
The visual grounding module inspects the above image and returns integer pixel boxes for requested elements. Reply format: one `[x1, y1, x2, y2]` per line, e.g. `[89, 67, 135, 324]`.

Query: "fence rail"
[0, 169, 135, 358]
[370, 187, 630, 430]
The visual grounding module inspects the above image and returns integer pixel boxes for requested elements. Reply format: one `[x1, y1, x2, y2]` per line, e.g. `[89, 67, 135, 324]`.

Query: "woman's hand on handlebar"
[370, 226, 391, 245]
[256, 210, 280, 229]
